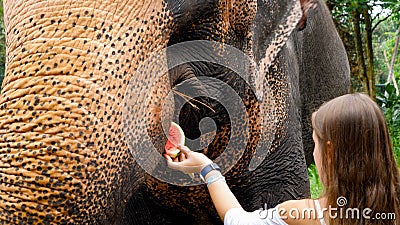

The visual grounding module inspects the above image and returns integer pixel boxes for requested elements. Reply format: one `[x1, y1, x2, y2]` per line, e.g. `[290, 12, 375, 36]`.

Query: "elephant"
[0, 0, 350, 224]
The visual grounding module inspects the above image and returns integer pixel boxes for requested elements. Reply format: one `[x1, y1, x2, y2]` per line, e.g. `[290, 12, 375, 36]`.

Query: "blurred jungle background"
[0, 0, 398, 198]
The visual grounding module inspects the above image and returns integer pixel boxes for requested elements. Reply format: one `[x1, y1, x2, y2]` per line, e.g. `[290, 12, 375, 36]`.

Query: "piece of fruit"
[164, 122, 185, 159]
[164, 122, 194, 179]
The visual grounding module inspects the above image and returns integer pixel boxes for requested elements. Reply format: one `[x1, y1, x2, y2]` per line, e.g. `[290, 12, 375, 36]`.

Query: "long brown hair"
[312, 93, 400, 225]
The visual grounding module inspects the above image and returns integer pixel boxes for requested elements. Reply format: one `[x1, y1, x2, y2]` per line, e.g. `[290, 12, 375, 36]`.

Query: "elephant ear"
[247, 0, 303, 170]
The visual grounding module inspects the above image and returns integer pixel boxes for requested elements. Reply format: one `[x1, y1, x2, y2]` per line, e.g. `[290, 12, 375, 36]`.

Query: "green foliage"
[326, 0, 400, 94]
[327, 0, 400, 18]
[376, 83, 400, 166]
[373, 18, 400, 83]
[308, 164, 323, 199]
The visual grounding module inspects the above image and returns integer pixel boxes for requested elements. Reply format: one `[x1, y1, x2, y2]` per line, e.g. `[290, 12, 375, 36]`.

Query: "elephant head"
[0, 0, 349, 224]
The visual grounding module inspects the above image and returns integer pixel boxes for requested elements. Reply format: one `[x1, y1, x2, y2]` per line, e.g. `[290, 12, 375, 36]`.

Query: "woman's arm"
[165, 146, 307, 225]
[203, 170, 242, 221]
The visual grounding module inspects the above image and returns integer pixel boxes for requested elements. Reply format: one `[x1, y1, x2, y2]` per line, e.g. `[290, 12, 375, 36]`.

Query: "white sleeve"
[224, 207, 288, 225]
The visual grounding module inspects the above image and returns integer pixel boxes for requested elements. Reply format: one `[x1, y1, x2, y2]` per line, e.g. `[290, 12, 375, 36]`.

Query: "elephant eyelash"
[172, 89, 216, 113]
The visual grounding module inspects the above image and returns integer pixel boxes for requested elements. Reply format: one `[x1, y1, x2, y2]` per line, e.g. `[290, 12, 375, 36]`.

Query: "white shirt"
[224, 207, 287, 225]
[224, 200, 326, 225]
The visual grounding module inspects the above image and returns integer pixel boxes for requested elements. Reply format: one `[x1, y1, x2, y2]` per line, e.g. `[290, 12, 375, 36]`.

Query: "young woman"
[165, 93, 400, 225]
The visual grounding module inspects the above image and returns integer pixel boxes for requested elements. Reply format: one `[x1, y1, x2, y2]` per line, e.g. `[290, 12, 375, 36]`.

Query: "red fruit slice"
[164, 122, 185, 159]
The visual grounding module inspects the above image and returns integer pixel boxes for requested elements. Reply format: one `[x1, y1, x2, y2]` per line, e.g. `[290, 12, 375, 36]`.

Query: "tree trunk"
[387, 25, 400, 96]
[362, 6, 376, 100]
[351, 9, 368, 93]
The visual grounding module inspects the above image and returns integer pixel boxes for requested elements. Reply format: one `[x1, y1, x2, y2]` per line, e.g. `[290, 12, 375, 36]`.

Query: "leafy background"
[0, 0, 398, 199]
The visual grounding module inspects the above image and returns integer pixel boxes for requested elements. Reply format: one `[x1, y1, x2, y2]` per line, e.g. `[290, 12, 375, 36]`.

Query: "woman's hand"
[164, 145, 213, 174]
[165, 145, 243, 222]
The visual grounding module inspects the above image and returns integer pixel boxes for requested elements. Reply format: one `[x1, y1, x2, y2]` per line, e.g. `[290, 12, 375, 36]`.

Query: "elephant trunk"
[0, 0, 175, 223]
